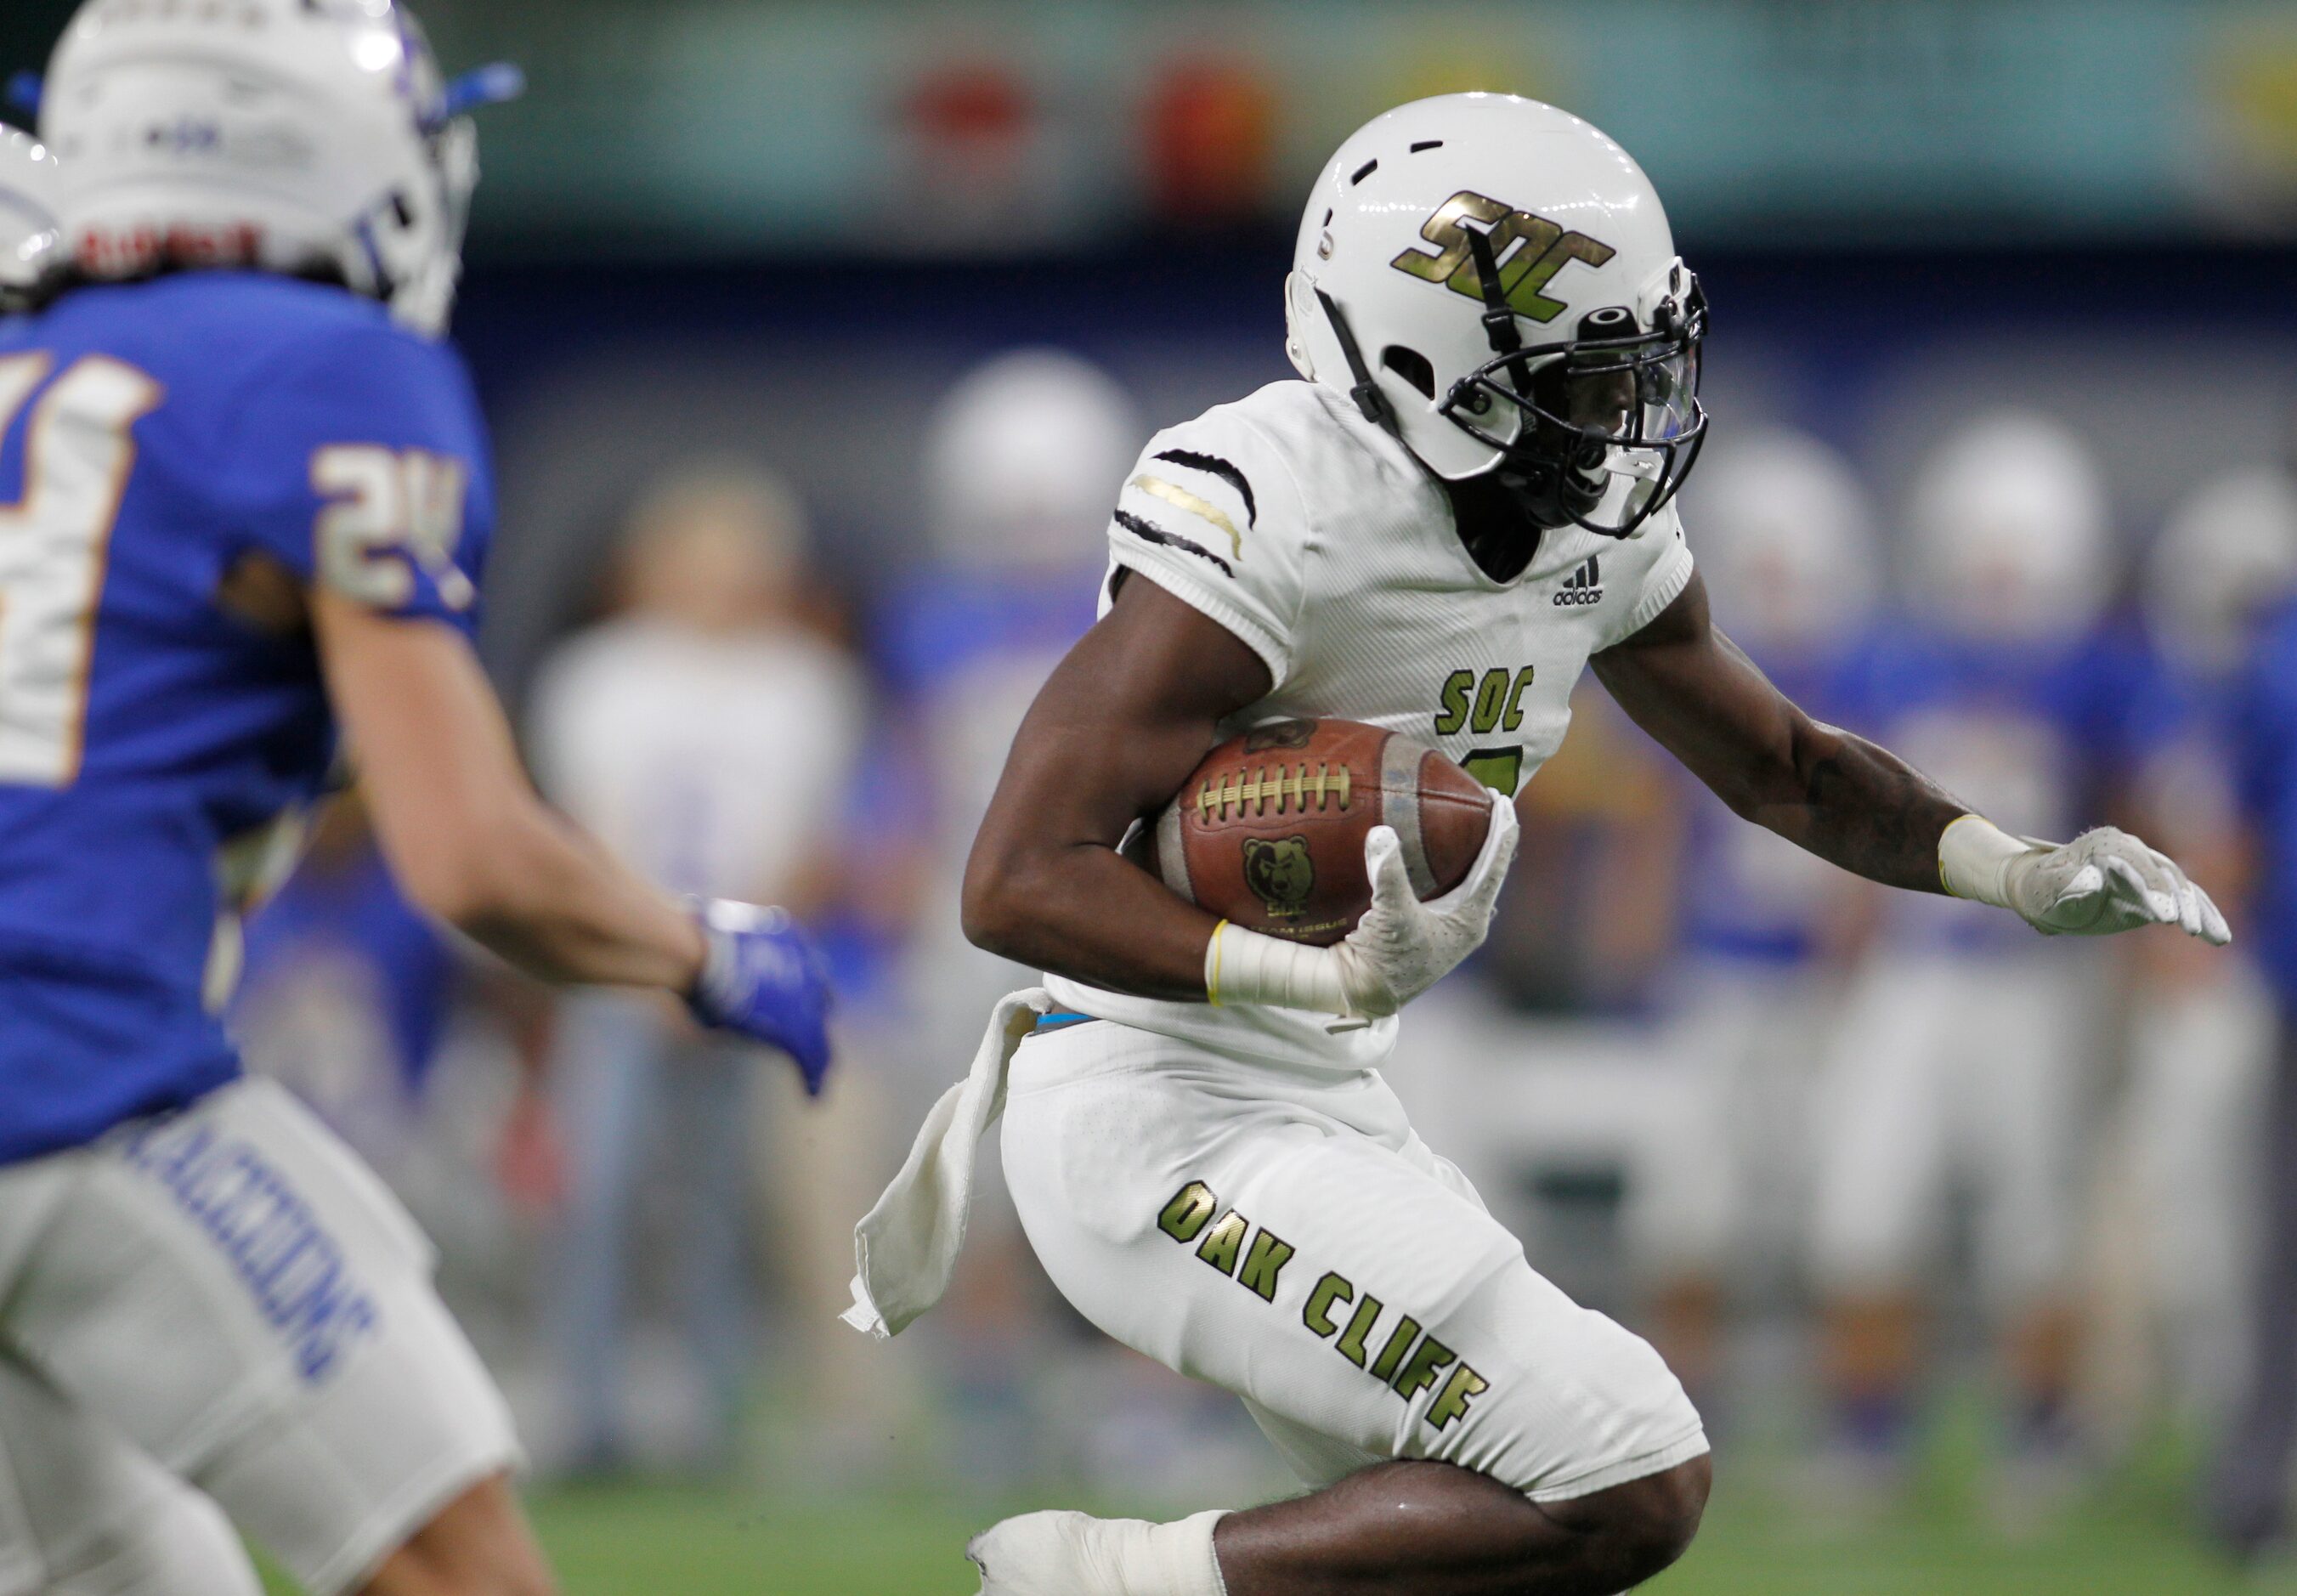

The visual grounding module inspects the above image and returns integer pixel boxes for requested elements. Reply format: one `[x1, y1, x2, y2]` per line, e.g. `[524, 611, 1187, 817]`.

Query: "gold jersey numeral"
[0, 353, 165, 788]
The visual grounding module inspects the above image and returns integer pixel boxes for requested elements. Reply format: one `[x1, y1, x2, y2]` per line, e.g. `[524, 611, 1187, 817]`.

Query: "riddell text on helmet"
[76, 220, 265, 277]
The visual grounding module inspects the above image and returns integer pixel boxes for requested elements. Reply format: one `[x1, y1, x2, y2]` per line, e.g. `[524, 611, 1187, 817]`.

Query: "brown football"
[1125, 718, 1496, 946]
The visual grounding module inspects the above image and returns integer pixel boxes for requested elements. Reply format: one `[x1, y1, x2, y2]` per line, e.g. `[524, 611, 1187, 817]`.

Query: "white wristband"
[1938, 813, 2037, 908]
[1205, 921, 1349, 1015]
[1114, 1510, 1230, 1596]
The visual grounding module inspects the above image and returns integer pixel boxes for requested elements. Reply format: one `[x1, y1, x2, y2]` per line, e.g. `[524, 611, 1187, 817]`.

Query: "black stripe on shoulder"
[1113, 509, 1235, 579]
[1153, 449, 1257, 526]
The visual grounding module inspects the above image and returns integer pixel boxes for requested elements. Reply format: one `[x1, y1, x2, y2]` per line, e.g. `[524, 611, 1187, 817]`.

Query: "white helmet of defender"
[2146, 466, 2297, 679]
[1285, 93, 1705, 536]
[34, 0, 520, 336]
[0, 127, 60, 303]
[1689, 428, 1881, 656]
[924, 349, 1143, 572]
[1906, 410, 2114, 646]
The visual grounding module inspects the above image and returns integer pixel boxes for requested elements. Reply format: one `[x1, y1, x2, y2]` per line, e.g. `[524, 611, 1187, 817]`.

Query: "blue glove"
[686, 899, 835, 1094]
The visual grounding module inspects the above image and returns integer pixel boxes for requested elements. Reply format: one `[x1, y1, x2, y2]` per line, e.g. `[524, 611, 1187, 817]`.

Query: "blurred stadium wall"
[13, 0, 2291, 692]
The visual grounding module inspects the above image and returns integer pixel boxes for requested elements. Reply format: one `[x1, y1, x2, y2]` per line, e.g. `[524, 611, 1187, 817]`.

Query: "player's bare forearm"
[314, 591, 708, 991]
[963, 574, 1272, 999]
[1593, 572, 1967, 894]
[438, 810, 705, 987]
[1759, 715, 1968, 892]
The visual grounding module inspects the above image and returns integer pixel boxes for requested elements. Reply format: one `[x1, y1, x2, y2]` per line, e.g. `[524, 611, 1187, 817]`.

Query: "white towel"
[842, 988, 1051, 1339]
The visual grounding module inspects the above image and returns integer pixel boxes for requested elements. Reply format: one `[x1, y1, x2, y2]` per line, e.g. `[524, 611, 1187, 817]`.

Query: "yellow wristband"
[1206, 920, 1229, 1006]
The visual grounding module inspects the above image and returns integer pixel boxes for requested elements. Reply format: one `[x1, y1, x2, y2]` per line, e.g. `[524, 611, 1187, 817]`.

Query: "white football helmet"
[1688, 427, 1881, 656]
[0, 127, 61, 304]
[36, 0, 519, 335]
[1906, 410, 2114, 646]
[924, 349, 1142, 572]
[2145, 466, 2297, 678]
[1284, 93, 1705, 536]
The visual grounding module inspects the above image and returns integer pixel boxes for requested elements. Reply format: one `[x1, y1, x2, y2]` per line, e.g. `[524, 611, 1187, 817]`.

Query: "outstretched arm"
[1590, 572, 1962, 891]
[315, 592, 838, 1087]
[1593, 573, 2229, 942]
[317, 589, 709, 987]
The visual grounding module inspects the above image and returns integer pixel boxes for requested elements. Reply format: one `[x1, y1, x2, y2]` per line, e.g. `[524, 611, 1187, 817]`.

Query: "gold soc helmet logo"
[1389, 190, 1615, 324]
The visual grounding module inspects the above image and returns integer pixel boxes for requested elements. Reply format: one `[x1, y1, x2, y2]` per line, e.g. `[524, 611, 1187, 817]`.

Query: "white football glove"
[1938, 815, 2232, 944]
[1205, 795, 1519, 1021]
[1331, 800, 1521, 1018]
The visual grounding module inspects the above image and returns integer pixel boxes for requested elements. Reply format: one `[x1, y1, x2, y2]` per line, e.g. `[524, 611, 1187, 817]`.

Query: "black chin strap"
[1315, 288, 1402, 442]
[1464, 226, 1534, 394]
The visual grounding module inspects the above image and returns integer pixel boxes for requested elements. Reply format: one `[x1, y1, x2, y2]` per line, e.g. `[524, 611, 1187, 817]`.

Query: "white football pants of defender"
[1629, 963, 1842, 1286]
[999, 1020, 1709, 1500]
[2107, 969, 2272, 1415]
[0, 1078, 520, 1596]
[0, 1358, 257, 1596]
[1808, 951, 2092, 1306]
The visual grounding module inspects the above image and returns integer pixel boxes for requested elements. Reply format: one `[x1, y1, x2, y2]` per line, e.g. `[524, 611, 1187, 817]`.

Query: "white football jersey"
[1044, 380, 1693, 1071]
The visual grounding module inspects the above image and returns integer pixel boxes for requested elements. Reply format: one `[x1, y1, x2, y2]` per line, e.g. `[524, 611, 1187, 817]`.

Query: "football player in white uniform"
[850, 94, 2230, 1595]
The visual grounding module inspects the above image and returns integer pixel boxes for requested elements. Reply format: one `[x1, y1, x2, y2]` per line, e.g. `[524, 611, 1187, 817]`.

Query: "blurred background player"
[872, 349, 1180, 1492]
[525, 462, 865, 1478]
[891, 351, 1144, 1057]
[2203, 460, 2297, 1558]
[0, 5, 834, 1595]
[1804, 411, 2133, 1513]
[232, 795, 457, 1188]
[1628, 429, 1883, 1415]
[2090, 467, 2297, 1451]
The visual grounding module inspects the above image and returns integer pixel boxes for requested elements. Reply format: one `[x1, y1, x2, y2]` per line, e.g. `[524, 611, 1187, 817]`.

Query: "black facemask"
[1485, 413, 1610, 532]
[1314, 251, 1707, 542]
[1438, 227, 1708, 540]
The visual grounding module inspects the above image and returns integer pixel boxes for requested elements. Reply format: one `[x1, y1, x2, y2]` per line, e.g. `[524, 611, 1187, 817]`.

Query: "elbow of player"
[400, 857, 521, 937]
[395, 808, 557, 936]
[959, 853, 1038, 963]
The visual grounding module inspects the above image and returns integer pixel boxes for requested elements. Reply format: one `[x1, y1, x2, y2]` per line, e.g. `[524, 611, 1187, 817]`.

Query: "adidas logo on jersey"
[1552, 556, 1604, 608]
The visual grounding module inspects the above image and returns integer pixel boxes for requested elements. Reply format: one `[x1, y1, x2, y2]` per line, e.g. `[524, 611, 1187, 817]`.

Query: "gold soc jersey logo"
[1389, 190, 1615, 324]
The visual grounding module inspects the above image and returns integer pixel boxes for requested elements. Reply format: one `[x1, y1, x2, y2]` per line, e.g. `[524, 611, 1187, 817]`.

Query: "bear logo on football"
[1243, 719, 1318, 753]
[1242, 835, 1315, 920]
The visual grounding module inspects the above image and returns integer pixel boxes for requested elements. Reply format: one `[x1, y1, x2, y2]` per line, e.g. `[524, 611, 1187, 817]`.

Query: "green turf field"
[258, 1468, 2293, 1595]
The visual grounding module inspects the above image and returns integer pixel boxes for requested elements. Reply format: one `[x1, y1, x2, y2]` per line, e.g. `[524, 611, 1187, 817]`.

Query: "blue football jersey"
[2235, 600, 2297, 1004]
[234, 841, 455, 1101]
[0, 273, 491, 1163]
[1845, 618, 2148, 951]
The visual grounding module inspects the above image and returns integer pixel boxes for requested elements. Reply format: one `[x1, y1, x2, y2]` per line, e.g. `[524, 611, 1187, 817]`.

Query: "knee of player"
[383, 1544, 557, 1596]
[371, 1480, 557, 1596]
[1586, 1454, 1711, 1586]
